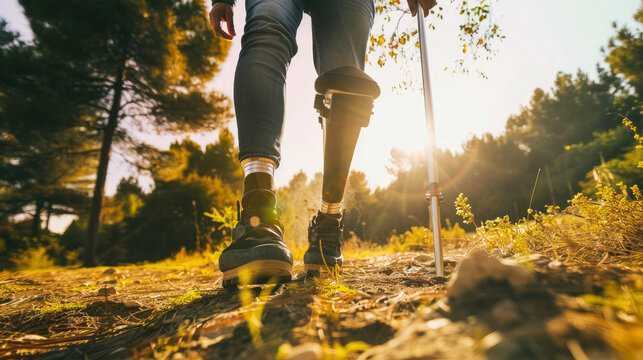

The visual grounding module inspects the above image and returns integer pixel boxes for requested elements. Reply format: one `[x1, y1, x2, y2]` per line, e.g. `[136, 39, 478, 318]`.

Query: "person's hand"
[407, 0, 437, 17]
[209, 2, 236, 40]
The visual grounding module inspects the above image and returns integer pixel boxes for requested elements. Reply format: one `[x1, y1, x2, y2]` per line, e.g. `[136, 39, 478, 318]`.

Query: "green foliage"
[17, 0, 233, 265]
[65, 285, 101, 293]
[455, 194, 475, 225]
[483, 215, 530, 255]
[277, 171, 323, 249]
[12, 247, 56, 271]
[507, 71, 619, 163]
[40, 301, 86, 314]
[163, 130, 244, 190]
[318, 279, 357, 299]
[0, 21, 98, 238]
[622, 118, 643, 169]
[371, 0, 504, 80]
[387, 226, 431, 252]
[70, 285, 102, 293]
[148, 247, 222, 271]
[167, 291, 202, 308]
[97, 174, 237, 264]
[378, 214, 468, 252]
[78, 133, 242, 264]
[204, 206, 238, 233]
[161, 273, 182, 282]
[0, 283, 34, 296]
[622, 118, 643, 150]
[580, 282, 643, 322]
[605, 8, 643, 95]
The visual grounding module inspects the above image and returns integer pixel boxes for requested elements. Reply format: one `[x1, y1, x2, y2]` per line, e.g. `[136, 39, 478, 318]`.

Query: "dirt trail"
[0, 251, 641, 359]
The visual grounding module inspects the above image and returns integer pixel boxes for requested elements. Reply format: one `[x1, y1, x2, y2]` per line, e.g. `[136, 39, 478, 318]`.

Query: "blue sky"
[3, 0, 641, 195]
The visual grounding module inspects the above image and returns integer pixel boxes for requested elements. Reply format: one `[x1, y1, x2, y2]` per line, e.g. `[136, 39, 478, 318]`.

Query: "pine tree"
[19, 0, 232, 266]
[0, 21, 99, 238]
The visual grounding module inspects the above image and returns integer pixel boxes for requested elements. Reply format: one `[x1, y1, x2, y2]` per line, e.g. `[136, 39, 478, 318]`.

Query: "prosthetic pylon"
[417, 3, 444, 276]
[313, 67, 381, 205]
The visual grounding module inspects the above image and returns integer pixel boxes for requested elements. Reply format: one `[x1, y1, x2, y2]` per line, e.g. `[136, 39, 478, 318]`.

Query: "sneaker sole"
[304, 263, 332, 272]
[221, 260, 292, 288]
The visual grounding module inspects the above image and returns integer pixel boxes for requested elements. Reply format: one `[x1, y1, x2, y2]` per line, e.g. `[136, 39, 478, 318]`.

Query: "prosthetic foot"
[304, 66, 380, 276]
[304, 211, 344, 275]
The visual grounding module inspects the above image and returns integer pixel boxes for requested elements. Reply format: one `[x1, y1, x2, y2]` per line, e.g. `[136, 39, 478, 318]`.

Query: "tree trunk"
[44, 201, 52, 233]
[32, 198, 43, 240]
[84, 70, 125, 267]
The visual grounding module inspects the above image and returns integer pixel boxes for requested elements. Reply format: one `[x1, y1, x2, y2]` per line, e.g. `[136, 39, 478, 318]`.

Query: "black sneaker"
[304, 211, 344, 275]
[219, 189, 293, 288]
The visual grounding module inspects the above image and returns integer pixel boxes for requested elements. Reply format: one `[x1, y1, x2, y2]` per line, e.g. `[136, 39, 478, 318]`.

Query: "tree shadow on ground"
[16, 281, 317, 360]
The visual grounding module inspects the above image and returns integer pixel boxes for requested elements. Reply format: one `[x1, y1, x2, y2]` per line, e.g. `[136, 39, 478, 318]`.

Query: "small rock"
[381, 269, 394, 276]
[98, 287, 117, 296]
[448, 250, 534, 297]
[413, 254, 431, 262]
[491, 299, 521, 326]
[123, 300, 142, 308]
[404, 265, 422, 274]
[284, 343, 323, 360]
[547, 260, 563, 269]
[133, 280, 141, 285]
[102, 279, 118, 284]
[102, 268, 117, 275]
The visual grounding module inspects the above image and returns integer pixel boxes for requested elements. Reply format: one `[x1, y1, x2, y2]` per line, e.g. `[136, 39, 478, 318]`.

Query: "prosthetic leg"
[304, 67, 380, 274]
[314, 66, 381, 208]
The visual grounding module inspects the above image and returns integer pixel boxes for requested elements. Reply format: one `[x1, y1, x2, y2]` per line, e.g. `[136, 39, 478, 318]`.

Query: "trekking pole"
[416, 2, 444, 276]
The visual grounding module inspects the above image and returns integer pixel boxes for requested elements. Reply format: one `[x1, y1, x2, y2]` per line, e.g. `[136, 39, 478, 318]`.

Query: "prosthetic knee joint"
[314, 66, 381, 129]
[313, 67, 380, 203]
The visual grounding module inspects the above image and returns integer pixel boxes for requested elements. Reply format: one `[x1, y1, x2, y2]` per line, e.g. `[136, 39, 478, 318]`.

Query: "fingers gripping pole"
[417, 4, 444, 276]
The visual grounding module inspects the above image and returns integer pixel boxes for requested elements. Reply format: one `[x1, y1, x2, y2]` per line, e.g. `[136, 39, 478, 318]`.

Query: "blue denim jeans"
[234, 0, 375, 166]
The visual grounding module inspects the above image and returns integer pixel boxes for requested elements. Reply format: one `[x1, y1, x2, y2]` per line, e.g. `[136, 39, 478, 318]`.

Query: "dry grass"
[456, 184, 643, 265]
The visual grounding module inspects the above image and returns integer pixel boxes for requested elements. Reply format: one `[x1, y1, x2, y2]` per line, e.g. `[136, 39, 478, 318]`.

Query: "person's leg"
[304, 0, 375, 274]
[309, 0, 375, 213]
[309, 0, 374, 73]
[235, 0, 305, 194]
[220, 0, 305, 287]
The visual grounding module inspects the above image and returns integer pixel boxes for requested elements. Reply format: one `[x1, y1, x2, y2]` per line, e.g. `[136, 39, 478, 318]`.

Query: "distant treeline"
[1, 5, 641, 269]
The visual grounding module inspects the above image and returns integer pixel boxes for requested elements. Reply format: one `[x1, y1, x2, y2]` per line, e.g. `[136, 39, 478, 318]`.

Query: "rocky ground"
[0, 250, 641, 359]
